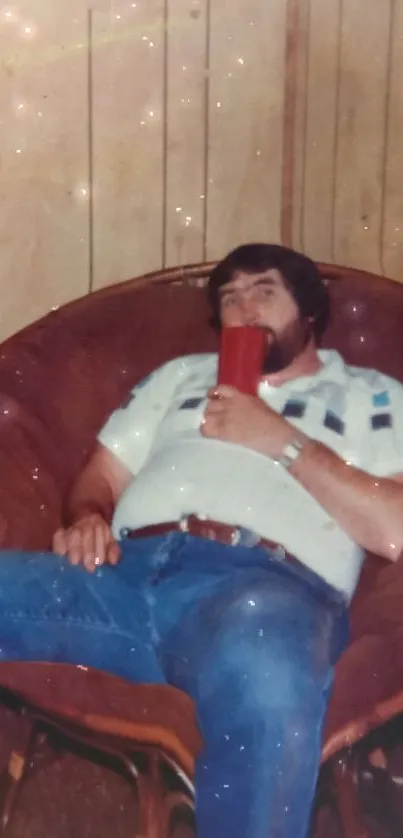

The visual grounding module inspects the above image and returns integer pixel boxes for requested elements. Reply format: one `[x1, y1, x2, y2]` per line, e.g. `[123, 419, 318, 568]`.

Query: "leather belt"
[126, 515, 292, 561]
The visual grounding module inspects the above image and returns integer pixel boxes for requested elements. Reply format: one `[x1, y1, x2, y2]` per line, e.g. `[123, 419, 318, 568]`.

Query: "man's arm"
[54, 358, 187, 571]
[202, 387, 403, 562]
[52, 442, 132, 572]
[289, 441, 403, 562]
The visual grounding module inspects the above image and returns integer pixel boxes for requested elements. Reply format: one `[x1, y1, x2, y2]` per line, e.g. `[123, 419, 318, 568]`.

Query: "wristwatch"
[277, 439, 305, 470]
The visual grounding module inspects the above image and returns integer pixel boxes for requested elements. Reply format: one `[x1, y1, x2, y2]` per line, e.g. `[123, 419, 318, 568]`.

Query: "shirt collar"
[259, 350, 347, 394]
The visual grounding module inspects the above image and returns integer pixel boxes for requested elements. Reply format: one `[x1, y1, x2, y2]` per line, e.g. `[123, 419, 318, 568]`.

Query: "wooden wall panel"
[382, 0, 403, 282]
[302, 0, 340, 263]
[164, 0, 207, 267]
[2, 0, 403, 343]
[91, 1, 165, 290]
[288, 0, 309, 251]
[0, 0, 89, 339]
[205, 0, 286, 260]
[333, 0, 391, 273]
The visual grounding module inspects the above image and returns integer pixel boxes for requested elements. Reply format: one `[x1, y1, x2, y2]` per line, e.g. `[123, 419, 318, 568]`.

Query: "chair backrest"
[0, 260, 401, 555]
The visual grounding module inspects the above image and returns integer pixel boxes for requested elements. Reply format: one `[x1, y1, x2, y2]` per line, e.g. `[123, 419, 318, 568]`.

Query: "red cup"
[217, 326, 266, 395]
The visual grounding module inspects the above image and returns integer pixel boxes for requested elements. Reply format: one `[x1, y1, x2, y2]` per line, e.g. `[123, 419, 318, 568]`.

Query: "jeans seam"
[1, 612, 140, 640]
[81, 580, 122, 629]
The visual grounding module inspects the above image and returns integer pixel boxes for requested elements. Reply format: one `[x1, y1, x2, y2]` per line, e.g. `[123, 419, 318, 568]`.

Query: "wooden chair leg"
[27, 712, 170, 837]
[0, 703, 193, 838]
[0, 711, 38, 833]
[163, 792, 194, 838]
[332, 750, 371, 838]
[128, 751, 167, 838]
[364, 756, 402, 838]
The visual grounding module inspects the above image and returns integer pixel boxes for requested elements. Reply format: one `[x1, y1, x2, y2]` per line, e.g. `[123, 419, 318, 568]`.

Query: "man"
[0, 243, 402, 838]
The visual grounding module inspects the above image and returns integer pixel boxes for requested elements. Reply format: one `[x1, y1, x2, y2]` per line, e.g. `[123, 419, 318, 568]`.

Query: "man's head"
[207, 243, 330, 374]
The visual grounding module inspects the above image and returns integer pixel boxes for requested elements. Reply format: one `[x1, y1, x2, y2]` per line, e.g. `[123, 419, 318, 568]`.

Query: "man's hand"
[52, 513, 121, 573]
[201, 385, 295, 459]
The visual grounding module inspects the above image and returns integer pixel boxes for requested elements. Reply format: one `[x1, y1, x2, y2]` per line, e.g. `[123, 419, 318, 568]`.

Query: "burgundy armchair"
[0, 262, 401, 837]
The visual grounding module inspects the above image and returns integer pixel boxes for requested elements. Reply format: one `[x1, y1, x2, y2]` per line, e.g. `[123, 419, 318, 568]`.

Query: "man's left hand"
[201, 385, 293, 459]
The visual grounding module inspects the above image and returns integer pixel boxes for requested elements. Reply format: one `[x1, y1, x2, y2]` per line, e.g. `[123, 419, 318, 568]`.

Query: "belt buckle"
[180, 513, 210, 536]
[179, 516, 260, 549]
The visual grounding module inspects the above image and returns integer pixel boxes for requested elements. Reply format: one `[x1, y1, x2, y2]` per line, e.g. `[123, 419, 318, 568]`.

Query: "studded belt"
[125, 515, 293, 561]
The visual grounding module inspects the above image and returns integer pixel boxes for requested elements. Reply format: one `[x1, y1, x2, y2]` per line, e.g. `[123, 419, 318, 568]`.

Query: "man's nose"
[239, 295, 259, 325]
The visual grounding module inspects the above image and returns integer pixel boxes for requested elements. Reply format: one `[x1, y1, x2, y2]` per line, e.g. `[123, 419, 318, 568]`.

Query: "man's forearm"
[248, 406, 403, 561]
[203, 387, 403, 561]
[288, 436, 403, 561]
[63, 473, 115, 526]
[62, 444, 132, 528]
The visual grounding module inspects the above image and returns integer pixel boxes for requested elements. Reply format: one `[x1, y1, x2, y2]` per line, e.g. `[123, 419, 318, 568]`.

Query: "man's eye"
[222, 295, 236, 307]
[258, 287, 273, 298]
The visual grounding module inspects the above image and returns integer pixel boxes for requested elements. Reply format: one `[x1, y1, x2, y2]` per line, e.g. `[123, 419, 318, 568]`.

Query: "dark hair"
[207, 243, 330, 341]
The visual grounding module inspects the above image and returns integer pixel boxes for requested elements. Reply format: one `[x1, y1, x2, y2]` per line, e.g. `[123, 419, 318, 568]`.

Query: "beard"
[261, 319, 312, 374]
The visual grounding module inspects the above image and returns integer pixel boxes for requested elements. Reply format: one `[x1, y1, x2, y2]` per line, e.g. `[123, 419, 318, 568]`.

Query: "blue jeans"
[0, 534, 348, 838]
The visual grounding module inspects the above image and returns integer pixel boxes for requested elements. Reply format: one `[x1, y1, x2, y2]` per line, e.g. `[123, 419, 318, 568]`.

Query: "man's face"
[218, 269, 312, 374]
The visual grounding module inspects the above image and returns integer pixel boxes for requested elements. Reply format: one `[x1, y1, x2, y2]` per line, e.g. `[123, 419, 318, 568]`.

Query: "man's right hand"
[52, 513, 121, 573]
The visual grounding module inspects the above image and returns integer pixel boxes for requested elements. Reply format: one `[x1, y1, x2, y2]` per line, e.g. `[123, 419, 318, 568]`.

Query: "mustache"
[261, 326, 277, 347]
[255, 325, 276, 340]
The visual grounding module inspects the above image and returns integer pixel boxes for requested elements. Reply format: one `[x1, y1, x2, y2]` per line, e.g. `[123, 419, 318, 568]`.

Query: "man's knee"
[200, 581, 330, 713]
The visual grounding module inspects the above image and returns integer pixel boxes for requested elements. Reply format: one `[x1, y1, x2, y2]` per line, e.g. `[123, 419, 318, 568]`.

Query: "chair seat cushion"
[0, 661, 202, 777]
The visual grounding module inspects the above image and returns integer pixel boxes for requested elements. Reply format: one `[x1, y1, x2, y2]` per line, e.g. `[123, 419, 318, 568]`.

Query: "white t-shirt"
[98, 351, 403, 600]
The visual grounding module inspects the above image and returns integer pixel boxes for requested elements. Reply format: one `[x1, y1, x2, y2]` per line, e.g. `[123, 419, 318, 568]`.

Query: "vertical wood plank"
[205, 0, 286, 260]
[0, 0, 89, 339]
[164, 0, 207, 267]
[288, 0, 309, 251]
[333, 0, 391, 272]
[91, 1, 165, 290]
[302, 0, 340, 262]
[382, 0, 403, 283]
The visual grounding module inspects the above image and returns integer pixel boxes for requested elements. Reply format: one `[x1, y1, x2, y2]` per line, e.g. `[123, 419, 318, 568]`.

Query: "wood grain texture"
[91, 1, 165, 290]
[302, 0, 340, 263]
[382, 0, 403, 282]
[205, 0, 286, 260]
[282, 0, 300, 247]
[164, 0, 208, 267]
[287, 0, 309, 251]
[333, 0, 391, 273]
[2, 0, 403, 343]
[0, 0, 89, 339]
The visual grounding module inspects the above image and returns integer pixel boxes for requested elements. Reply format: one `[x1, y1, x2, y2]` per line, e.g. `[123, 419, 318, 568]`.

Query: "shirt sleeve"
[366, 375, 403, 478]
[97, 359, 182, 475]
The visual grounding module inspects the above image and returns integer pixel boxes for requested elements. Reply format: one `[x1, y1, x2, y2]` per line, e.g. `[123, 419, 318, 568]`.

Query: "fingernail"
[94, 556, 101, 566]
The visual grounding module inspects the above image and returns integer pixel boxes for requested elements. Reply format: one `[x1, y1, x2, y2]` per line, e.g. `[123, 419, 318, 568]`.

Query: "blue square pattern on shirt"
[282, 399, 306, 419]
[371, 413, 393, 431]
[373, 390, 391, 408]
[180, 397, 204, 410]
[324, 410, 345, 435]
